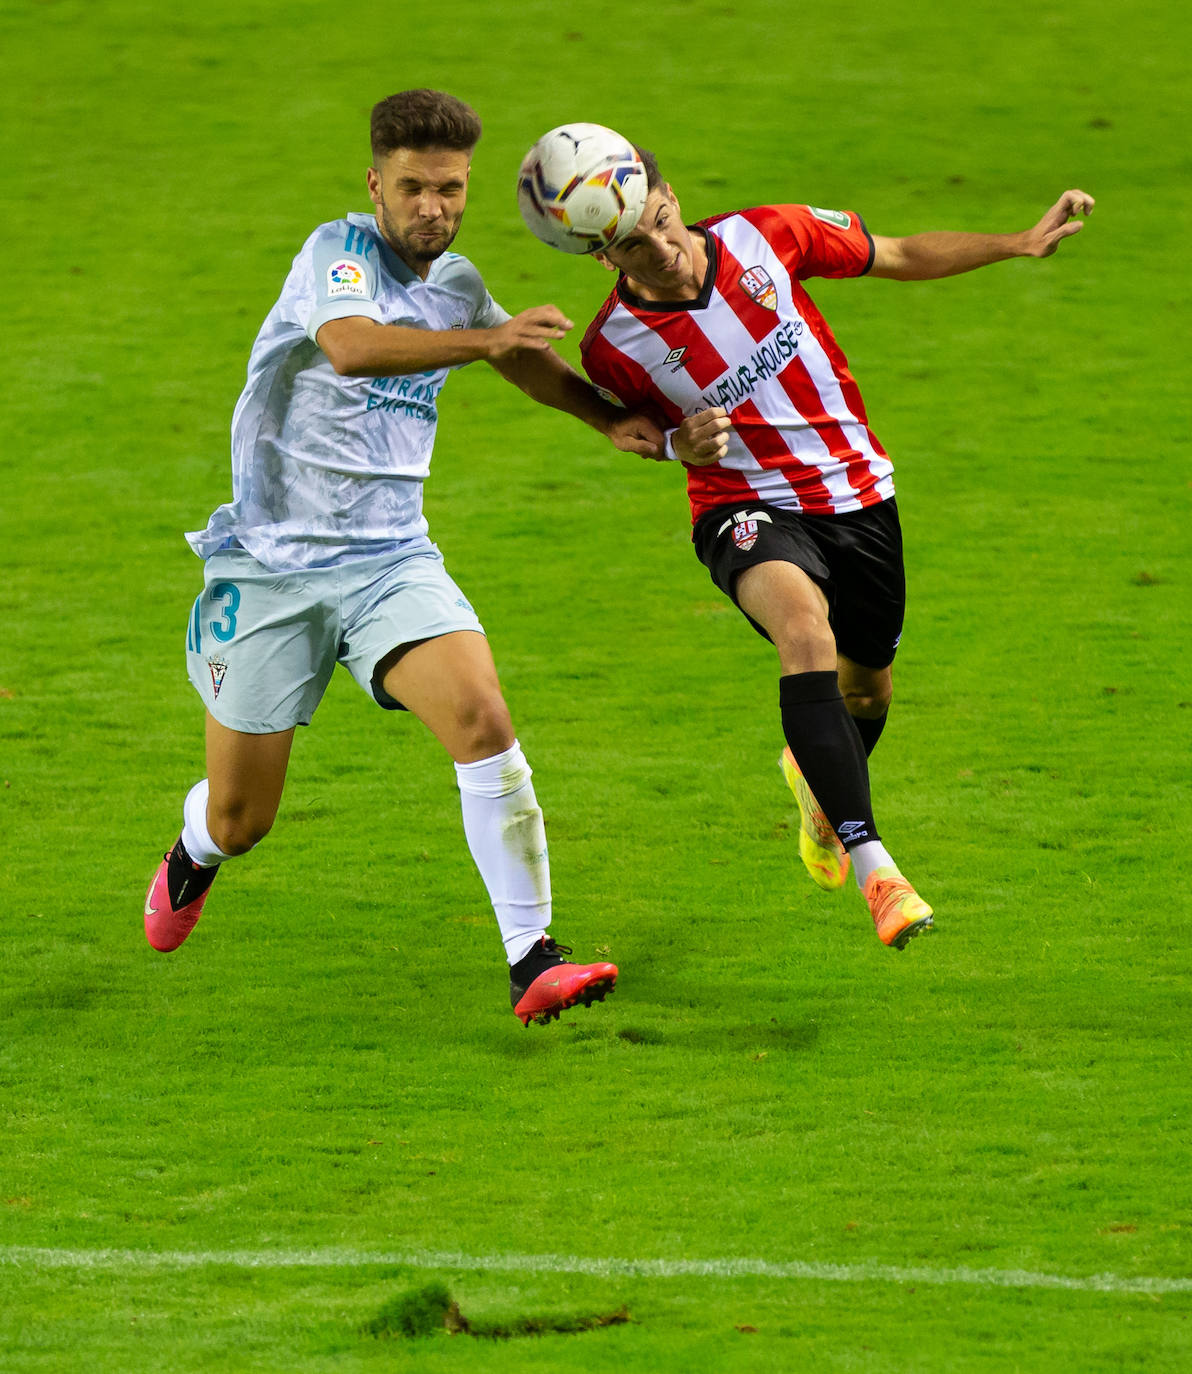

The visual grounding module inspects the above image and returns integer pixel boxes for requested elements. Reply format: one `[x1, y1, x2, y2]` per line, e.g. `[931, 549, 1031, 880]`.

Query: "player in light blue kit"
[144, 90, 664, 1026]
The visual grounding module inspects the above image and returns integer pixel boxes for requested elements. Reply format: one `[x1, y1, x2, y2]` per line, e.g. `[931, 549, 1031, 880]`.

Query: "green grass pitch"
[2, 0, 1190, 1368]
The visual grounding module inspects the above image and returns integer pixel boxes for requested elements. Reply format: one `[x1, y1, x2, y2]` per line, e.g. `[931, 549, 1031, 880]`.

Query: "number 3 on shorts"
[209, 581, 241, 643]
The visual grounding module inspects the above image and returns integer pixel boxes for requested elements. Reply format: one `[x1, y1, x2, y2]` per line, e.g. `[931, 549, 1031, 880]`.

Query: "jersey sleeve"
[304, 222, 386, 342]
[580, 341, 633, 409]
[433, 254, 512, 330]
[762, 204, 875, 280]
[579, 292, 640, 408]
[471, 287, 511, 330]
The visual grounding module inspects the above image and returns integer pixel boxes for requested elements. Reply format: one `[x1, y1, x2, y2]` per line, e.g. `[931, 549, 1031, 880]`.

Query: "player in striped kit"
[581, 148, 1093, 948]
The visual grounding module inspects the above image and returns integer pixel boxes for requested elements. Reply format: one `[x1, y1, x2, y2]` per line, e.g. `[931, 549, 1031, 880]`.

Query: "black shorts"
[692, 498, 906, 669]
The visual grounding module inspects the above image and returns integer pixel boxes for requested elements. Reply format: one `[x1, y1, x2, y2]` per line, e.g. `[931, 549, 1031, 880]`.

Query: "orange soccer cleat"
[863, 867, 934, 949]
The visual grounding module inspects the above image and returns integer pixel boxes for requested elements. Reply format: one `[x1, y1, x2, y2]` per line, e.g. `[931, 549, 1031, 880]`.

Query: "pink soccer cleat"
[144, 838, 219, 952]
[510, 937, 618, 1027]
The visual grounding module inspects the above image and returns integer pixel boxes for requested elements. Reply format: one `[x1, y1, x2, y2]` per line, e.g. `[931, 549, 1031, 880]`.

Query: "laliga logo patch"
[739, 267, 778, 311]
[732, 519, 760, 552]
[327, 259, 368, 298]
[208, 656, 229, 700]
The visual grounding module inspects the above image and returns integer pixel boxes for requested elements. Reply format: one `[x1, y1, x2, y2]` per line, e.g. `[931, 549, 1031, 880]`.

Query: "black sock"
[851, 710, 888, 758]
[166, 836, 220, 911]
[779, 671, 880, 849]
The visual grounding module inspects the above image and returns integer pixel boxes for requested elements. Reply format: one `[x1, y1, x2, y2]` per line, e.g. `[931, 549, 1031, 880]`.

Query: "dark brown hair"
[634, 145, 665, 193]
[370, 89, 482, 161]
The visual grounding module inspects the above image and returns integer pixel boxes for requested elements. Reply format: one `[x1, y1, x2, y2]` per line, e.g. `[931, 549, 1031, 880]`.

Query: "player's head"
[370, 89, 482, 161]
[595, 146, 698, 299]
[367, 90, 482, 275]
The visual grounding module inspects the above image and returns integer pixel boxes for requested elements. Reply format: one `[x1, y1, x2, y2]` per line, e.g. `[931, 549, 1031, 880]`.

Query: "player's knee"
[843, 682, 893, 718]
[773, 611, 836, 669]
[208, 804, 275, 856]
[454, 695, 515, 761]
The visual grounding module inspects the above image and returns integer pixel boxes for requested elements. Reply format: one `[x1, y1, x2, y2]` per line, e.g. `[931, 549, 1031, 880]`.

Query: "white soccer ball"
[517, 123, 648, 255]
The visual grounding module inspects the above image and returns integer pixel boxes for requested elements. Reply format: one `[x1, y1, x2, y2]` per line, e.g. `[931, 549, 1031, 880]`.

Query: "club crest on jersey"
[327, 259, 368, 298]
[739, 267, 778, 311]
[208, 656, 228, 699]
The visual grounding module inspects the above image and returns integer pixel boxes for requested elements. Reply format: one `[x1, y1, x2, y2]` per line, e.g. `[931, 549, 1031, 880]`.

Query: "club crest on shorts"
[739, 266, 778, 311]
[732, 519, 760, 552]
[207, 656, 229, 699]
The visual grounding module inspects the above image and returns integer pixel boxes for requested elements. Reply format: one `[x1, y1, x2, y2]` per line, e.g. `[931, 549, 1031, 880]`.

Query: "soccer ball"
[517, 123, 648, 255]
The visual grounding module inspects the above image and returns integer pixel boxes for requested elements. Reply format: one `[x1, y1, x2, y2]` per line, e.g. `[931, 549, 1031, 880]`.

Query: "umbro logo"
[662, 345, 687, 371]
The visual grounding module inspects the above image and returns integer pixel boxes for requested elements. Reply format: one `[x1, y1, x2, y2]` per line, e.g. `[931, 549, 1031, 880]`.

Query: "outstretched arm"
[492, 345, 666, 458]
[317, 304, 574, 376]
[869, 189, 1095, 281]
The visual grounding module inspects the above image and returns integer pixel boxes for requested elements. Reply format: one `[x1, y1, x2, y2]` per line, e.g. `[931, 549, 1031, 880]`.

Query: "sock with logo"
[455, 740, 552, 966]
[779, 671, 881, 854]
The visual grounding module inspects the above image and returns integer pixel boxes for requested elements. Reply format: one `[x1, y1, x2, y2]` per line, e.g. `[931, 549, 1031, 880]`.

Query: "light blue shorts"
[185, 547, 485, 733]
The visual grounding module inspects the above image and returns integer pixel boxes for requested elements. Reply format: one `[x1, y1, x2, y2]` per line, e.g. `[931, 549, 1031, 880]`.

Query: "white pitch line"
[1, 1247, 1189, 1296]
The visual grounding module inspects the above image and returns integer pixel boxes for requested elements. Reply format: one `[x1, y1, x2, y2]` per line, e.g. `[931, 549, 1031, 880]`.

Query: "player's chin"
[404, 230, 456, 263]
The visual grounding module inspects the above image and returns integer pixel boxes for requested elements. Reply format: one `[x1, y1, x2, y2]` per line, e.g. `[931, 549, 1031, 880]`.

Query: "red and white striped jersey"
[580, 204, 896, 523]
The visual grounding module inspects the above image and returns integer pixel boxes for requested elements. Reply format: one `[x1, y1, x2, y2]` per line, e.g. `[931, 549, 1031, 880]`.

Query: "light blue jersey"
[187, 213, 510, 571]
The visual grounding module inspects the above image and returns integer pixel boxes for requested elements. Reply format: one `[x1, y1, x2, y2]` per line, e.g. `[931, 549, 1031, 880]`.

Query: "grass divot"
[361, 1282, 631, 1340]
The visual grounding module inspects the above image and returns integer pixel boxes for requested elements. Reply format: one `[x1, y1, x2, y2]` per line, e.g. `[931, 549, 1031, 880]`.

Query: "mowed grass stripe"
[2, 1247, 1188, 1296]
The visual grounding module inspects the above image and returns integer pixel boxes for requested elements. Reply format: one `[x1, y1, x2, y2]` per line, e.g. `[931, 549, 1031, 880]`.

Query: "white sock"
[180, 779, 235, 869]
[850, 840, 896, 890]
[455, 740, 550, 965]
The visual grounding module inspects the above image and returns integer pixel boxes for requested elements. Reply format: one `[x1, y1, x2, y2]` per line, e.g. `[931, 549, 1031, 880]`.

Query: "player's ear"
[593, 251, 618, 273]
[366, 166, 382, 207]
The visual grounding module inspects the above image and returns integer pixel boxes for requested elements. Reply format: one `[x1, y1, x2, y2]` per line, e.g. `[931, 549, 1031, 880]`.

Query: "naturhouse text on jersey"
[695, 318, 803, 411]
